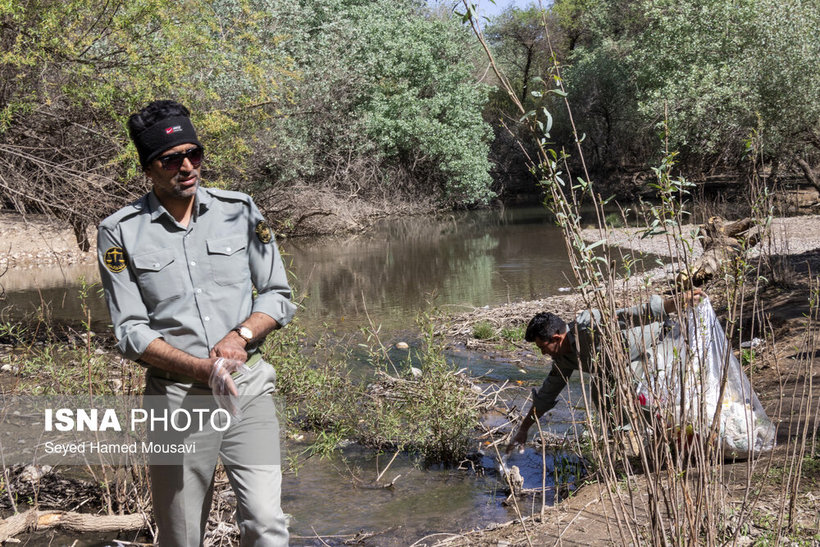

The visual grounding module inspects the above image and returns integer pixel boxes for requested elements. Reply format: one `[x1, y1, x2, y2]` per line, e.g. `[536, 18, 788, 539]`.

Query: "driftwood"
[677, 216, 762, 288]
[0, 509, 147, 542]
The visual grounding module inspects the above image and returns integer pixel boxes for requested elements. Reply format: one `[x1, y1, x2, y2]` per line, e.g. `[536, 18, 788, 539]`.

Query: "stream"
[2, 206, 590, 545]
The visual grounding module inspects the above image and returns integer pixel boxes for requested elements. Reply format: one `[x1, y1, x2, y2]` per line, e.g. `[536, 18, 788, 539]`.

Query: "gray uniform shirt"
[97, 187, 296, 362]
[532, 295, 669, 414]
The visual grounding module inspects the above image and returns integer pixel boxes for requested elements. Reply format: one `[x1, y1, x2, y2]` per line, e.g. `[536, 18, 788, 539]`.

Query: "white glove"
[208, 357, 250, 419]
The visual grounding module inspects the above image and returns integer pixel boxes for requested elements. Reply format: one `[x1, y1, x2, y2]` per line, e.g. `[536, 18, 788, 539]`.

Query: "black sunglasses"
[158, 146, 204, 171]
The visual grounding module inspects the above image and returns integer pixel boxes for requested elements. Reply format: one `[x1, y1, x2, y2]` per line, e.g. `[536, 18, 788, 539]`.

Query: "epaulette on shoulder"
[205, 187, 252, 204]
[99, 194, 149, 229]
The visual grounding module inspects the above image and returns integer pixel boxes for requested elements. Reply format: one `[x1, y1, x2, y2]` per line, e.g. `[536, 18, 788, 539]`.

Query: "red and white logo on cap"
[165, 125, 183, 134]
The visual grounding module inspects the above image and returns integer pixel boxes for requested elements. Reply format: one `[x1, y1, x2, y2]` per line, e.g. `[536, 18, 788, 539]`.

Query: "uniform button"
[152, 263, 159, 268]
[204, 316, 210, 322]
[226, 247, 232, 253]
[190, 260, 196, 266]
[196, 288, 202, 294]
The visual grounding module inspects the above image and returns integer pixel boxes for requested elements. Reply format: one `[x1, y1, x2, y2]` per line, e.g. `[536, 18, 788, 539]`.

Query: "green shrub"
[500, 324, 525, 342]
[604, 212, 625, 228]
[266, 316, 483, 465]
[472, 321, 497, 340]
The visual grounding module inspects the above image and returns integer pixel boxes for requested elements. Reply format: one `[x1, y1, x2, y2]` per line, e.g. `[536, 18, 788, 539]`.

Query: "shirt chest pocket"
[132, 248, 184, 306]
[206, 235, 248, 286]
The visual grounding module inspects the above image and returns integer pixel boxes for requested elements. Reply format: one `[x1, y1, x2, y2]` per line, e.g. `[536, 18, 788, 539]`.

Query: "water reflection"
[0, 263, 103, 327]
[283, 443, 509, 545]
[2, 207, 572, 331]
[285, 207, 571, 329]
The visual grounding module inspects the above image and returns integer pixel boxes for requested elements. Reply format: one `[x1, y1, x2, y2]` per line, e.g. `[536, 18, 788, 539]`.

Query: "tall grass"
[0, 285, 149, 522]
[465, 2, 818, 543]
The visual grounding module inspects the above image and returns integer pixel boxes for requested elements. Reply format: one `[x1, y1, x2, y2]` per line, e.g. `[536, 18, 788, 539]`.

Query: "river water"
[2, 206, 588, 544]
[2, 206, 575, 329]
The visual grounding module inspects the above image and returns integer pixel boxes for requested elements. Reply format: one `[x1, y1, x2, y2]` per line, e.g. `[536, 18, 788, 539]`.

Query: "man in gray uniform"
[507, 291, 703, 453]
[97, 100, 295, 546]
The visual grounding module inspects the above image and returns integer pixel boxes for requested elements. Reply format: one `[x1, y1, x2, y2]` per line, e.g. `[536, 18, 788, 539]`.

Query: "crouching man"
[507, 290, 704, 454]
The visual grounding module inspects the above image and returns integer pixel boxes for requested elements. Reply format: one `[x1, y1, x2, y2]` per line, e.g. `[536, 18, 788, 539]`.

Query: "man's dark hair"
[127, 100, 191, 141]
[525, 312, 567, 342]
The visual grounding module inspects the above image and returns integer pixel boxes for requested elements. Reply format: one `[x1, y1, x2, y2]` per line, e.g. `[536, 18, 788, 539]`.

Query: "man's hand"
[207, 357, 246, 395]
[685, 288, 706, 307]
[506, 426, 529, 455]
[664, 288, 707, 314]
[210, 331, 248, 362]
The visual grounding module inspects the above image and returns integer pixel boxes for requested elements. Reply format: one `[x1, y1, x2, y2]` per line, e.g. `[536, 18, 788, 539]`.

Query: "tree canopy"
[3, 0, 819, 241]
[0, 0, 495, 241]
[259, 0, 493, 206]
[484, 0, 820, 188]
[0, 0, 295, 241]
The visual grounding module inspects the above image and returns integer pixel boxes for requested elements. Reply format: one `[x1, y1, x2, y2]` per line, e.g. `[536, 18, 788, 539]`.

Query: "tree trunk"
[0, 509, 148, 542]
[519, 46, 533, 106]
[796, 158, 820, 194]
[676, 217, 762, 288]
[71, 217, 90, 252]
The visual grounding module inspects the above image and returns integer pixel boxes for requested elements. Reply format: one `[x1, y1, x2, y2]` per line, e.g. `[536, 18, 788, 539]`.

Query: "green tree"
[0, 0, 293, 244]
[550, 0, 596, 53]
[253, 0, 494, 209]
[569, 0, 820, 181]
[1, 0, 496, 243]
[354, 1, 493, 203]
[563, 42, 647, 171]
[481, 4, 559, 195]
[485, 5, 552, 106]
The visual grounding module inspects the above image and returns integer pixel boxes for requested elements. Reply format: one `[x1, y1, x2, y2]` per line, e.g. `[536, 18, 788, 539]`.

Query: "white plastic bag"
[209, 357, 250, 419]
[637, 297, 775, 458]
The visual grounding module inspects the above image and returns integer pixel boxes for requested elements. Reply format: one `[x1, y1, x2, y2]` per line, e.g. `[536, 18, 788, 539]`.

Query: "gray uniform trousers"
[144, 358, 287, 547]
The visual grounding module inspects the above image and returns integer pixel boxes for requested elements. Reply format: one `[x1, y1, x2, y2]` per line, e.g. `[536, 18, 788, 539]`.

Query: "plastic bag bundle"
[637, 297, 775, 458]
[209, 357, 250, 420]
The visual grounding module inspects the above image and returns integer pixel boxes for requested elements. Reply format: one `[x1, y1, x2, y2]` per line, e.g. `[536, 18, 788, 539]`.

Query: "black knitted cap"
[133, 115, 203, 168]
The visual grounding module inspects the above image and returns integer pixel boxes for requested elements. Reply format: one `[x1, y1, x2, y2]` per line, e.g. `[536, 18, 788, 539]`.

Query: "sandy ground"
[581, 215, 820, 259]
[0, 211, 96, 269]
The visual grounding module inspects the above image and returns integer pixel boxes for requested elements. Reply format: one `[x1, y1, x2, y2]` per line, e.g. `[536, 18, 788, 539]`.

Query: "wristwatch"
[233, 325, 253, 343]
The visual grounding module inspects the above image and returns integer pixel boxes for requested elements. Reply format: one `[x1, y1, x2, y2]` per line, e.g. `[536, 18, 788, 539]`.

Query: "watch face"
[238, 327, 253, 341]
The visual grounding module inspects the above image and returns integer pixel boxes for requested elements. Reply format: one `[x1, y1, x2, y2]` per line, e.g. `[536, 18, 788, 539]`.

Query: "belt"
[148, 352, 263, 384]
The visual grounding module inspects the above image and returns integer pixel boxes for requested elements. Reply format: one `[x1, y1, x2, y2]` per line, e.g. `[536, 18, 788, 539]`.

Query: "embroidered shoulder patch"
[255, 221, 272, 244]
[104, 247, 128, 273]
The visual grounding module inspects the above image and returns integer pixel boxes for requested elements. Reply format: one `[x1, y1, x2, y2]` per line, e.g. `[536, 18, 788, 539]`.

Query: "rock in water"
[507, 464, 524, 495]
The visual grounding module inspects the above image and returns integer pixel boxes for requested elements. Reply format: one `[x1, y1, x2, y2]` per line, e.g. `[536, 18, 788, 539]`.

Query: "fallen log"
[677, 216, 762, 287]
[0, 509, 148, 542]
